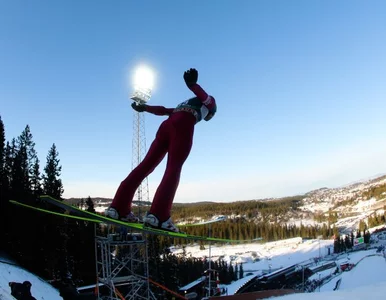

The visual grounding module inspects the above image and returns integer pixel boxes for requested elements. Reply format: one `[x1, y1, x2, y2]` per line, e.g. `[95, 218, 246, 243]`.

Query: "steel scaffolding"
[94, 226, 156, 300]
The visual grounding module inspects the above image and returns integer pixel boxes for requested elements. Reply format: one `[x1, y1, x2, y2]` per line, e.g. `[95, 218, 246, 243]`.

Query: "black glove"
[183, 68, 198, 87]
[131, 102, 146, 112]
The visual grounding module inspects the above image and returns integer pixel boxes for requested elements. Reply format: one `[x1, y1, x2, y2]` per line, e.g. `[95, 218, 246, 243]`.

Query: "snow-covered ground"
[1, 234, 386, 299]
[0, 256, 62, 299]
[174, 236, 386, 299]
[280, 255, 386, 299]
[173, 237, 332, 273]
[174, 238, 332, 295]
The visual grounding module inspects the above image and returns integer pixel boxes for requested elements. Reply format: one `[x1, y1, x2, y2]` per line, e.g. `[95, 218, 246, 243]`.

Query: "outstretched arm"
[144, 105, 174, 116]
[184, 68, 216, 110]
[131, 102, 174, 116]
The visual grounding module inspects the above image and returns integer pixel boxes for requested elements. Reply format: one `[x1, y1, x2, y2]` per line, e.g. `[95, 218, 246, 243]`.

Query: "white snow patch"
[0, 261, 62, 300]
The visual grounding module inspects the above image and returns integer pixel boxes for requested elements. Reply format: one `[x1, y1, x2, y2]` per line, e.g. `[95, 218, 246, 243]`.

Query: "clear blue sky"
[1, 0, 386, 202]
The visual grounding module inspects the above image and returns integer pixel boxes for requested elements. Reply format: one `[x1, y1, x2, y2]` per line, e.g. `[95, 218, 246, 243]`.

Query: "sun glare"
[133, 65, 155, 91]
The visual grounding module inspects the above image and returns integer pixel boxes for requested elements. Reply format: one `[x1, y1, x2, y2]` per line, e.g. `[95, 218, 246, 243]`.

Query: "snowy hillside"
[301, 175, 386, 214]
[83, 175, 386, 236]
[298, 175, 386, 233]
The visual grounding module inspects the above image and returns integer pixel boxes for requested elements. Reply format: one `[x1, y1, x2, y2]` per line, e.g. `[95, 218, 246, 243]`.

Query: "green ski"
[11, 196, 246, 243]
[10, 200, 102, 223]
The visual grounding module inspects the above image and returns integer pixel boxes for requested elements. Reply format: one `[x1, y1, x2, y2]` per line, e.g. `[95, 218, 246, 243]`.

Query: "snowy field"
[1, 236, 386, 299]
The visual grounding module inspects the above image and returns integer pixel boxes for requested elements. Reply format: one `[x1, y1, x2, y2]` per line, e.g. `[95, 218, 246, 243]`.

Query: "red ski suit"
[111, 83, 216, 221]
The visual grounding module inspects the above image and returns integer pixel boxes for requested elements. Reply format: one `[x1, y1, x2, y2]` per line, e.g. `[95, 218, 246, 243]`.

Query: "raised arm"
[183, 68, 216, 110]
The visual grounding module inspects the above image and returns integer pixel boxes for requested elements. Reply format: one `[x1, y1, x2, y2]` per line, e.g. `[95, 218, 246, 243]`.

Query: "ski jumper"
[111, 83, 216, 221]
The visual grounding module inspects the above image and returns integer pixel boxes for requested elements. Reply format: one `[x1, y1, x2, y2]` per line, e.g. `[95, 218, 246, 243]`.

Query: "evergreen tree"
[344, 235, 352, 250]
[39, 144, 66, 281]
[30, 157, 42, 196]
[364, 230, 371, 243]
[2, 141, 15, 252]
[340, 237, 346, 252]
[11, 142, 28, 200]
[43, 144, 63, 198]
[17, 125, 37, 190]
[5, 127, 44, 270]
[0, 116, 8, 242]
[0, 116, 5, 183]
[86, 196, 95, 213]
[5, 125, 39, 202]
[333, 235, 341, 253]
[218, 260, 229, 284]
[3, 141, 13, 191]
[239, 263, 244, 279]
[228, 264, 234, 283]
[358, 220, 366, 234]
[78, 198, 85, 209]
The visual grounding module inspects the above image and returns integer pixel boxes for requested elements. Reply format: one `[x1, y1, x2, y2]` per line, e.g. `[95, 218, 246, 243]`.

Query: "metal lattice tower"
[93, 85, 155, 300]
[131, 110, 149, 217]
[131, 87, 151, 217]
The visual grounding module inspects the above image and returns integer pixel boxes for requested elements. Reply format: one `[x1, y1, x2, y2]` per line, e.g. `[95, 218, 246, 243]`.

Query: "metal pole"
[319, 239, 321, 261]
[302, 266, 304, 292]
[202, 216, 226, 297]
[208, 223, 212, 297]
[319, 273, 321, 292]
[93, 224, 100, 299]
